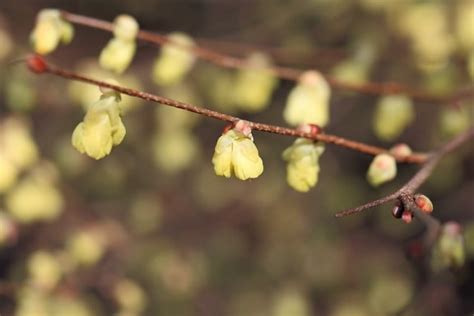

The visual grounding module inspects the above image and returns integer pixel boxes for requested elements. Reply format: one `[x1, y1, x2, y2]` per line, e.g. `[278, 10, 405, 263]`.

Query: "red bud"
[26, 55, 48, 74]
[402, 210, 414, 224]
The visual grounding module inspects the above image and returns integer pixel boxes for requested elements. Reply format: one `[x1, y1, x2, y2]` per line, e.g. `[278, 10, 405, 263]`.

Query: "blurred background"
[0, 0, 473, 315]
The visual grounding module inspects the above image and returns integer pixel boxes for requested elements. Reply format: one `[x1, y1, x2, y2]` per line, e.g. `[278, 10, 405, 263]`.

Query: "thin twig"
[60, 11, 474, 103]
[335, 127, 474, 218]
[28, 57, 428, 163]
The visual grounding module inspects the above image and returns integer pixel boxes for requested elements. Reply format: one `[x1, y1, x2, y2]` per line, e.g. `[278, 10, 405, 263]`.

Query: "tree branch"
[335, 127, 474, 218]
[27, 56, 428, 164]
[60, 10, 474, 104]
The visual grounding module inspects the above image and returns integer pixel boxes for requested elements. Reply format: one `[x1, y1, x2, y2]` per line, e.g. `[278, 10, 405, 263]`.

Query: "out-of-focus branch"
[26, 56, 428, 164]
[335, 127, 474, 219]
[60, 11, 474, 104]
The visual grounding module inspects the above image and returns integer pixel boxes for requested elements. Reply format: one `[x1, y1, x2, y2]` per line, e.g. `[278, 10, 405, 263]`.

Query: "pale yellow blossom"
[212, 129, 264, 180]
[283, 71, 331, 127]
[282, 138, 325, 192]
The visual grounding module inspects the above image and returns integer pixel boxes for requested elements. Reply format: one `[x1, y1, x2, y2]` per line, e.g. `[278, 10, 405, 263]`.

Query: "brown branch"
[335, 127, 474, 218]
[59, 10, 473, 104]
[27, 56, 427, 164]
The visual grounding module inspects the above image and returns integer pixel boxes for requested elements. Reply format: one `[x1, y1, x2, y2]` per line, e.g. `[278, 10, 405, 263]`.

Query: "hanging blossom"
[72, 84, 126, 160]
[99, 15, 139, 73]
[232, 52, 279, 113]
[212, 120, 264, 180]
[152, 32, 196, 86]
[282, 129, 325, 192]
[283, 70, 331, 127]
[30, 9, 74, 55]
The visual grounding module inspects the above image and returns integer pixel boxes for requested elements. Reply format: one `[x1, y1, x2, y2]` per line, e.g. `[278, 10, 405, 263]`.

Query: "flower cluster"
[72, 85, 126, 159]
[99, 15, 139, 73]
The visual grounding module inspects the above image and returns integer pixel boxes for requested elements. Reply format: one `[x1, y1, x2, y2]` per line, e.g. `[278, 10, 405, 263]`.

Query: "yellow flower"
[28, 250, 62, 290]
[233, 52, 278, 112]
[99, 15, 138, 73]
[366, 153, 397, 187]
[152, 32, 196, 86]
[72, 91, 126, 160]
[372, 94, 414, 141]
[99, 38, 136, 73]
[30, 9, 74, 55]
[283, 70, 331, 127]
[0, 118, 39, 170]
[212, 127, 264, 180]
[282, 138, 325, 192]
[6, 164, 63, 223]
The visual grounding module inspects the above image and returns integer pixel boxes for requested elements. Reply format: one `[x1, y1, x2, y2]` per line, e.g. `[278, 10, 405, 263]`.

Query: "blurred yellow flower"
[99, 15, 138, 73]
[152, 32, 196, 86]
[282, 138, 325, 192]
[372, 94, 414, 141]
[30, 9, 74, 55]
[283, 70, 331, 127]
[233, 52, 279, 112]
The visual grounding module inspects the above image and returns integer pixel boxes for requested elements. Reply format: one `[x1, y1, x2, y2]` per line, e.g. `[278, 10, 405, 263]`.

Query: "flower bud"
[366, 153, 397, 187]
[414, 194, 433, 214]
[232, 52, 278, 112]
[26, 55, 48, 74]
[401, 210, 414, 224]
[212, 122, 264, 180]
[30, 9, 74, 55]
[152, 32, 196, 86]
[389, 143, 412, 159]
[373, 95, 414, 141]
[391, 203, 404, 219]
[282, 138, 325, 192]
[283, 70, 331, 127]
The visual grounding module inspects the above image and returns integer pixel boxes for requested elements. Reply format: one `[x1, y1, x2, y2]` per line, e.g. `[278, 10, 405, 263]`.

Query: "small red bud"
[414, 194, 433, 214]
[401, 210, 414, 224]
[297, 124, 322, 137]
[26, 55, 48, 74]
